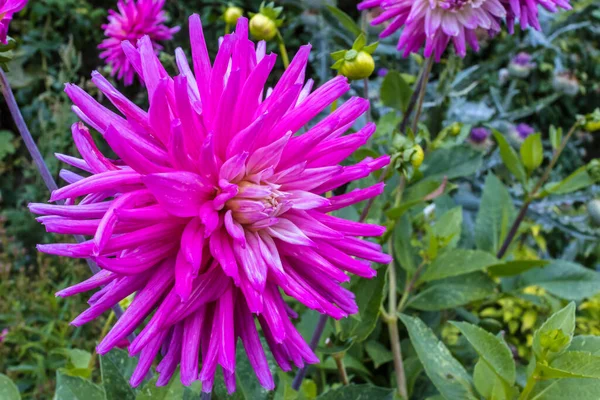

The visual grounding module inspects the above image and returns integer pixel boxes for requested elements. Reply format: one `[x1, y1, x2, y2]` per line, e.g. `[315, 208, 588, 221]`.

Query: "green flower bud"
[249, 14, 277, 41]
[588, 159, 600, 182]
[224, 6, 244, 25]
[540, 329, 570, 353]
[410, 144, 424, 168]
[338, 51, 375, 81]
[450, 122, 462, 136]
[588, 199, 600, 226]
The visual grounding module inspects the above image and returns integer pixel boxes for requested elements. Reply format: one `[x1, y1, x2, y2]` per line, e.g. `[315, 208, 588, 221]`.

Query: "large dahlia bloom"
[502, 0, 571, 33]
[99, 0, 180, 85]
[358, 0, 506, 61]
[0, 0, 27, 45]
[31, 15, 390, 392]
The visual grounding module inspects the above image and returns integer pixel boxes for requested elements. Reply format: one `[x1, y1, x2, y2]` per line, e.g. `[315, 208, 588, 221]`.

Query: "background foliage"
[0, 0, 599, 399]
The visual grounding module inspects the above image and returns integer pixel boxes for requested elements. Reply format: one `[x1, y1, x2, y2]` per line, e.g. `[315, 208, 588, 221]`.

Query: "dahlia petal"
[142, 172, 213, 217]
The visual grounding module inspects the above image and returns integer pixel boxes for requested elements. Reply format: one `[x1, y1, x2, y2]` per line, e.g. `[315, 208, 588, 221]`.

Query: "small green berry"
[249, 14, 277, 41]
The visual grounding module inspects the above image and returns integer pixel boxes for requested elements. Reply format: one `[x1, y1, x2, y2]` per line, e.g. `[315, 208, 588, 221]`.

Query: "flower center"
[225, 181, 290, 227]
[436, 0, 483, 11]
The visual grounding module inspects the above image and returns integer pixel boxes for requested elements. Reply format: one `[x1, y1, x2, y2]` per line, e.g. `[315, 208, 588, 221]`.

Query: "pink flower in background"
[502, 0, 571, 33]
[99, 0, 179, 85]
[358, 0, 506, 61]
[0, 0, 28, 45]
[30, 15, 390, 393]
[0, 328, 8, 343]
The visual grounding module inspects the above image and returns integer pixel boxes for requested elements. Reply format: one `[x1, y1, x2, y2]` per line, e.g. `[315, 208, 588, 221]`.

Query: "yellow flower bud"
[450, 122, 462, 136]
[249, 14, 277, 41]
[224, 6, 244, 25]
[410, 144, 424, 168]
[339, 51, 375, 81]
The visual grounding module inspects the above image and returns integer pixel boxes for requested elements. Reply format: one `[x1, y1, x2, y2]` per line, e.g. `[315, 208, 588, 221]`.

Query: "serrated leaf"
[532, 302, 576, 361]
[325, 6, 362, 37]
[492, 130, 527, 185]
[316, 384, 394, 399]
[409, 273, 496, 311]
[0, 374, 20, 400]
[380, 70, 412, 112]
[419, 249, 498, 283]
[488, 260, 550, 277]
[399, 314, 477, 400]
[475, 174, 516, 255]
[54, 371, 105, 400]
[521, 133, 544, 171]
[100, 348, 139, 400]
[450, 322, 516, 385]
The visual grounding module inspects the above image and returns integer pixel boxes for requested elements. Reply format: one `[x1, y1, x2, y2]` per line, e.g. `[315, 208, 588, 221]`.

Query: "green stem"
[88, 311, 116, 370]
[276, 31, 290, 69]
[410, 57, 434, 134]
[519, 365, 540, 400]
[333, 353, 350, 385]
[225, 23, 231, 34]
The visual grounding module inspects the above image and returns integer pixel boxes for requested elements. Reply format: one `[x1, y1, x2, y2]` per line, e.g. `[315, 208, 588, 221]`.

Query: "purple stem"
[0, 68, 132, 339]
[292, 313, 328, 390]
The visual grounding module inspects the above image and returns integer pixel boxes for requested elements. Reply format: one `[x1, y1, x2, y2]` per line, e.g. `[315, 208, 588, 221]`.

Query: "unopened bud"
[339, 51, 375, 81]
[224, 6, 244, 25]
[540, 329, 570, 353]
[249, 14, 277, 41]
[410, 145, 424, 168]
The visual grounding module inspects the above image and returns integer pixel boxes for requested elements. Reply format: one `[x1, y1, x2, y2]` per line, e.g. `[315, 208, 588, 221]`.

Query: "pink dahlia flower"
[358, 0, 506, 61]
[0, 0, 27, 45]
[99, 0, 180, 86]
[31, 15, 390, 392]
[502, 0, 571, 33]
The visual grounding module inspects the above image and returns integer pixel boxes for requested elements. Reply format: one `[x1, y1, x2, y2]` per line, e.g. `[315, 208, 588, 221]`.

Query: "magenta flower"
[0, 0, 27, 45]
[470, 127, 491, 144]
[358, 0, 506, 61]
[99, 0, 180, 86]
[30, 15, 390, 392]
[502, 0, 571, 33]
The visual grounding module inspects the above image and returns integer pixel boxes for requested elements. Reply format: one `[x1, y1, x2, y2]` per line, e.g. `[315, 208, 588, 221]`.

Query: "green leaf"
[325, 6, 362, 37]
[530, 379, 600, 400]
[316, 384, 394, 399]
[57, 348, 93, 378]
[380, 70, 412, 112]
[541, 166, 595, 197]
[136, 371, 202, 400]
[492, 130, 527, 185]
[100, 348, 139, 400]
[419, 249, 498, 283]
[399, 314, 477, 400]
[365, 341, 394, 368]
[450, 322, 516, 385]
[422, 146, 483, 182]
[393, 214, 418, 274]
[488, 260, 550, 277]
[532, 302, 576, 361]
[473, 361, 516, 400]
[549, 126, 563, 150]
[569, 336, 600, 355]
[352, 33, 367, 51]
[520, 133, 544, 171]
[475, 174, 516, 254]
[409, 273, 496, 311]
[54, 371, 105, 400]
[519, 260, 600, 301]
[0, 130, 17, 161]
[0, 374, 20, 400]
[339, 267, 386, 342]
[537, 351, 600, 379]
[431, 207, 463, 249]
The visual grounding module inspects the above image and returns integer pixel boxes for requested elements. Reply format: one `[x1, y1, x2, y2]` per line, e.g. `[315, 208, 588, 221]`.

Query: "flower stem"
[410, 57, 434, 134]
[399, 57, 433, 135]
[276, 31, 290, 69]
[292, 313, 328, 390]
[496, 121, 579, 259]
[363, 78, 371, 124]
[333, 353, 350, 385]
[519, 364, 540, 400]
[0, 67, 131, 340]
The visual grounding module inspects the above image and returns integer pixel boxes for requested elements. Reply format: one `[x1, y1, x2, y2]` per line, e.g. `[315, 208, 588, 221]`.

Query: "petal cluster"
[358, 0, 505, 61]
[98, 0, 180, 85]
[0, 0, 27, 44]
[31, 15, 390, 393]
[502, 0, 571, 33]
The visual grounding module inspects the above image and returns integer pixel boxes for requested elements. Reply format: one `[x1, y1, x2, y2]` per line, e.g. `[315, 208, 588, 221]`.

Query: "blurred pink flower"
[31, 15, 390, 393]
[98, 0, 179, 85]
[502, 0, 571, 33]
[358, 0, 506, 61]
[0, 328, 8, 343]
[0, 0, 28, 45]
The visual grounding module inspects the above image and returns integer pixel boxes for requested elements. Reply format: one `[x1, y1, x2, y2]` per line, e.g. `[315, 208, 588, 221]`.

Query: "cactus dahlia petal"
[31, 15, 391, 393]
[0, 0, 27, 44]
[98, 0, 180, 86]
[358, 0, 506, 61]
[501, 0, 571, 33]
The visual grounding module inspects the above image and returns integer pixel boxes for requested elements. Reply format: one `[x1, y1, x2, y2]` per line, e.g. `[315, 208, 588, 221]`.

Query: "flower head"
[509, 52, 536, 78]
[358, 0, 506, 61]
[0, 0, 27, 45]
[502, 0, 571, 33]
[31, 15, 390, 393]
[470, 127, 491, 144]
[99, 0, 180, 86]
